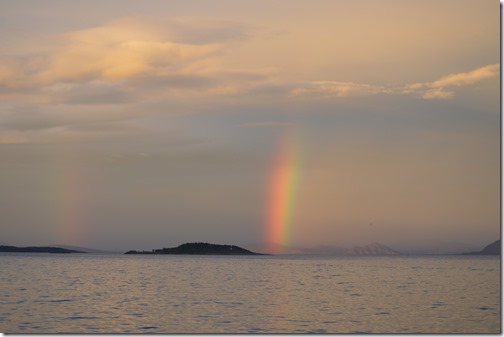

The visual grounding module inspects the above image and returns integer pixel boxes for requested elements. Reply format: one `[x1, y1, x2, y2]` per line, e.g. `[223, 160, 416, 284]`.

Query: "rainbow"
[265, 129, 301, 254]
[50, 154, 90, 247]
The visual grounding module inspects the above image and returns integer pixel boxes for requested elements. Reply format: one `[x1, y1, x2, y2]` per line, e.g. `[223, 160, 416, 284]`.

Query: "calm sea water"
[0, 253, 500, 333]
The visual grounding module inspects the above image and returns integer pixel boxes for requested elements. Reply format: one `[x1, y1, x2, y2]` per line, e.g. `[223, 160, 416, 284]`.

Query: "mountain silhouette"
[344, 242, 400, 256]
[249, 242, 401, 256]
[464, 240, 500, 255]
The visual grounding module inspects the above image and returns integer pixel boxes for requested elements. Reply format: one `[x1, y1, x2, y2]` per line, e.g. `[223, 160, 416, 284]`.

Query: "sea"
[0, 253, 500, 334]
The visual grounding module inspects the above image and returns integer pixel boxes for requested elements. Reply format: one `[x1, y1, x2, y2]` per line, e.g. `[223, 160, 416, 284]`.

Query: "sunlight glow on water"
[0, 254, 500, 333]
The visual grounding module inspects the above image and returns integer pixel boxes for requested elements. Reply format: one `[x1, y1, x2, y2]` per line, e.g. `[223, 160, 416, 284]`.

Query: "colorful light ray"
[265, 129, 301, 254]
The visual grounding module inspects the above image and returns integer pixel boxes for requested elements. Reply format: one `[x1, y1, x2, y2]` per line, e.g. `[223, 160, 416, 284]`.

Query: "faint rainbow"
[265, 129, 302, 254]
[50, 153, 89, 246]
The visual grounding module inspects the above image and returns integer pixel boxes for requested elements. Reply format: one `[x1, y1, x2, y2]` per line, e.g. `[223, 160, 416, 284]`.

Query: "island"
[0, 245, 85, 254]
[125, 242, 267, 255]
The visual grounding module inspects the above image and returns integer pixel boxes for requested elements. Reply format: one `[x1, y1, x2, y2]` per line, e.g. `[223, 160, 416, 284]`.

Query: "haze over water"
[0, 253, 500, 333]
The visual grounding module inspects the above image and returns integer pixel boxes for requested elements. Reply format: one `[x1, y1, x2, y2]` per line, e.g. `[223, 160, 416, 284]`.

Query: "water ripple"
[0, 254, 499, 333]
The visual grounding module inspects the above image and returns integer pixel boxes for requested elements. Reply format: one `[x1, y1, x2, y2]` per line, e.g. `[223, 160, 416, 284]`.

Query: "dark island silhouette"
[0, 245, 85, 254]
[125, 242, 267, 255]
[464, 240, 500, 256]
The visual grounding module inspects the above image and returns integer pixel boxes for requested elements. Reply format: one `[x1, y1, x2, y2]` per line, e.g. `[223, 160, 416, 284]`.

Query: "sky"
[0, 0, 500, 253]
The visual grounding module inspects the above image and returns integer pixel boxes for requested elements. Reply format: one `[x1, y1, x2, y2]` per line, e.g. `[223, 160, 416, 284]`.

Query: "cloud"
[431, 64, 499, 88]
[240, 121, 294, 127]
[0, 133, 30, 144]
[37, 21, 221, 84]
[410, 64, 499, 100]
[0, 103, 142, 134]
[0, 13, 497, 118]
[41, 81, 135, 105]
[0, 17, 277, 109]
[0, 17, 250, 89]
[21, 14, 490, 105]
[0, 58, 20, 85]
[421, 88, 454, 100]
[290, 64, 499, 100]
[290, 81, 393, 98]
[160, 16, 251, 44]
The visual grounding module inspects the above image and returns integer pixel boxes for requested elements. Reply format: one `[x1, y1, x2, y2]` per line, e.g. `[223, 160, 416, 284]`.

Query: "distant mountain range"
[344, 242, 400, 256]
[248, 242, 400, 256]
[464, 240, 500, 255]
[393, 240, 481, 255]
[305, 242, 400, 256]
[248, 240, 501, 256]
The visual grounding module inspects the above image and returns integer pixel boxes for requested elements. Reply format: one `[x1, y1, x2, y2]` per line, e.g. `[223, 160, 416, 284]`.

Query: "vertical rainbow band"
[50, 154, 89, 247]
[266, 129, 301, 254]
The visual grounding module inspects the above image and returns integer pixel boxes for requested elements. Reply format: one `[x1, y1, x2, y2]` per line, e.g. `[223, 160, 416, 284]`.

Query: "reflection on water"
[0, 254, 500, 333]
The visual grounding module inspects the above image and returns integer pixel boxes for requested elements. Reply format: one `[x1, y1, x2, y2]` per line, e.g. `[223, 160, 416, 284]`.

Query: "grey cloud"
[0, 104, 141, 133]
[128, 74, 218, 90]
[57, 85, 135, 105]
[161, 17, 252, 44]
[218, 69, 273, 82]
[249, 82, 299, 96]
[0, 107, 64, 131]
[240, 121, 294, 128]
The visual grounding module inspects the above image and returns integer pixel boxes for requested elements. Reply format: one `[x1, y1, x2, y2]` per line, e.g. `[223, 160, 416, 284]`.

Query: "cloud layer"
[0, 17, 499, 106]
[0, 17, 231, 88]
[289, 64, 499, 100]
[0, 14, 497, 147]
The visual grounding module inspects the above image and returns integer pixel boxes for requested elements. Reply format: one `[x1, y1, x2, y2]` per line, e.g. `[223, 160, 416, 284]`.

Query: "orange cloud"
[0, 13, 497, 106]
[42, 21, 222, 83]
[415, 64, 499, 100]
[290, 64, 499, 100]
[290, 81, 392, 97]
[421, 88, 455, 100]
[0, 18, 226, 88]
[431, 64, 499, 88]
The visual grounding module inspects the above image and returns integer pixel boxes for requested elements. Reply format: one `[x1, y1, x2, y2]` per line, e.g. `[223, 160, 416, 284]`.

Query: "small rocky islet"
[125, 242, 266, 255]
